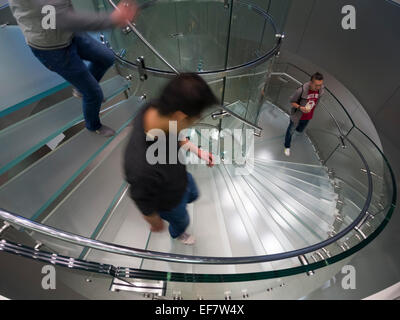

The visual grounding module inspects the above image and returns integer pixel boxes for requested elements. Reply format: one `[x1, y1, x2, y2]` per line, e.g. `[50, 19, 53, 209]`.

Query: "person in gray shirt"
[284, 72, 325, 156]
[8, 0, 138, 136]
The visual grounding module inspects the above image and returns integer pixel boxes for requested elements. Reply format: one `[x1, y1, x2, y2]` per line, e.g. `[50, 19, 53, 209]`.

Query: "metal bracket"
[122, 25, 132, 35]
[0, 222, 10, 235]
[99, 34, 111, 48]
[136, 56, 148, 81]
[116, 48, 127, 59]
[110, 277, 166, 297]
[211, 110, 230, 120]
[298, 255, 314, 276]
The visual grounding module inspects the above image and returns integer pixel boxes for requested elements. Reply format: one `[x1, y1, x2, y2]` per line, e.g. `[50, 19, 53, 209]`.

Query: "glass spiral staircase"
[0, 0, 396, 299]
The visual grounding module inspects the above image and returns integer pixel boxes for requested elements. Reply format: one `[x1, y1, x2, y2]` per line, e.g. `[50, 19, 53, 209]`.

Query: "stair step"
[253, 167, 336, 225]
[30, 136, 130, 258]
[0, 96, 143, 222]
[189, 164, 236, 274]
[249, 168, 333, 241]
[0, 76, 130, 175]
[223, 164, 299, 271]
[254, 158, 328, 176]
[83, 192, 150, 269]
[212, 165, 265, 274]
[140, 207, 195, 274]
[254, 161, 331, 187]
[244, 173, 322, 247]
[253, 165, 337, 202]
[0, 26, 67, 117]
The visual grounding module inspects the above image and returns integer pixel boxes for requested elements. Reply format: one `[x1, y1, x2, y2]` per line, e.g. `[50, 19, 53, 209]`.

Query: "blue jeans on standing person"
[159, 172, 199, 239]
[284, 120, 310, 148]
[30, 33, 115, 131]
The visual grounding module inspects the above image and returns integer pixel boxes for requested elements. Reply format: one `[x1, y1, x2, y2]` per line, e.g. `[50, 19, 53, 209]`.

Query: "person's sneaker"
[284, 148, 291, 157]
[95, 125, 116, 138]
[72, 88, 83, 99]
[177, 232, 196, 245]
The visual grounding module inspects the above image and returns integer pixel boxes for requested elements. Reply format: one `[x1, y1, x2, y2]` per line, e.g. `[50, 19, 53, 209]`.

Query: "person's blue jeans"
[30, 33, 115, 131]
[159, 172, 199, 239]
[284, 120, 310, 148]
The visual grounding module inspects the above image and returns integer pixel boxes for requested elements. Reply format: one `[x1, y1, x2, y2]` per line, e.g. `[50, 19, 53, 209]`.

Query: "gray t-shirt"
[9, 0, 115, 50]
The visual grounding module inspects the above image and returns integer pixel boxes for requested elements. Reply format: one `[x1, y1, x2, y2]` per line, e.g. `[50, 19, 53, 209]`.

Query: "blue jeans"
[284, 120, 310, 148]
[30, 33, 115, 131]
[159, 173, 199, 239]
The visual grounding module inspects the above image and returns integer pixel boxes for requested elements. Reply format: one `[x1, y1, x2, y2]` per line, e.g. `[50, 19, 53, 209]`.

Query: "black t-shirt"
[124, 103, 188, 216]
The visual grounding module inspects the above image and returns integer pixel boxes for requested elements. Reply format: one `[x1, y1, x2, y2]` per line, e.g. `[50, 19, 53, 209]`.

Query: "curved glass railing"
[98, 0, 282, 134]
[0, 0, 396, 299]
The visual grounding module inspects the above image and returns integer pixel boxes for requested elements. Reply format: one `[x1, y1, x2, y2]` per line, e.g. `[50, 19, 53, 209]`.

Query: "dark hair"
[155, 73, 219, 117]
[311, 72, 324, 81]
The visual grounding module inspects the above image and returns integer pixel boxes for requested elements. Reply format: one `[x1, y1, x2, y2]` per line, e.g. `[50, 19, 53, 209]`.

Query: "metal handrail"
[0, 132, 373, 265]
[108, 0, 179, 74]
[219, 102, 263, 134]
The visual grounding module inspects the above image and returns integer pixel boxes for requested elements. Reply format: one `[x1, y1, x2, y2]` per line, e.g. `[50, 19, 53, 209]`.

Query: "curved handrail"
[0, 133, 372, 265]
[108, 0, 282, 78]
[108, 0, 179, 74]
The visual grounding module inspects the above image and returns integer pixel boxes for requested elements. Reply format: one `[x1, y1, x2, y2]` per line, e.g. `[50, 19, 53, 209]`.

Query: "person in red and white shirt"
[284, 72, 325, 156]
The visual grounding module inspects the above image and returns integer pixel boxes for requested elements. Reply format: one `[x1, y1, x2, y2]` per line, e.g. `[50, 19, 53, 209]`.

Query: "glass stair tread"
[208, 164, 265, 274]
[84, 193, 150, 269]
[230, 165, 334, 243]
[0, 26, 68, 117]
[189, 164, 237, 275]
[30, 137, 130, 258]
[221, 164, 300, 271]
[253, 160, 331, 183]
[0, 96, 143, 222]
[252, 168, 338, 226]
[253, 165, 337, 202]
[0, 76, 130, 175]
[253, 164, 336, 200]
[253, 158, 328, 176]
[243, 172, 323, 247]
[257, 165, 333, 193]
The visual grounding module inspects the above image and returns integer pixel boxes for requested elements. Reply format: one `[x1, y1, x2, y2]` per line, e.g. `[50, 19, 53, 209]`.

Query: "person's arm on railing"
[180, 138, 215, 167]
[34, 0, 139, 31]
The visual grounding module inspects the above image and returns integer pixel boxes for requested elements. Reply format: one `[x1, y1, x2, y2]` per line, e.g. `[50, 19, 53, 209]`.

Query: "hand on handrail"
[111, 0, 140, 27]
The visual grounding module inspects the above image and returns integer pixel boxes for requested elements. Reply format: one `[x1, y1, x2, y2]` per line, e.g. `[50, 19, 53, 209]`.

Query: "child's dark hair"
[155, 73, 219, 117]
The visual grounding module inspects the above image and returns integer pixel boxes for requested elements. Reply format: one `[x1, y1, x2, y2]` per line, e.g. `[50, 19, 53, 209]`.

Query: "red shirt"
[300, 89, 320, 120]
